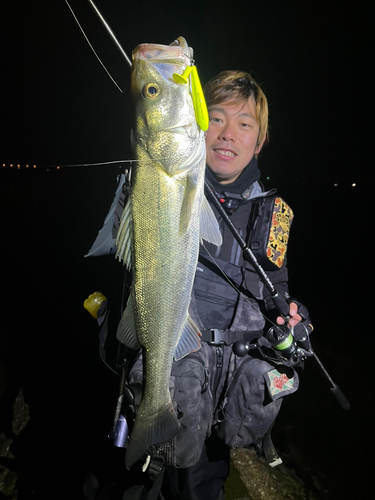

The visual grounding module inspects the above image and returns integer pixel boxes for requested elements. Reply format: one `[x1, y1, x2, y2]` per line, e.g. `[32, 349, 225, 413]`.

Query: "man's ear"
[255, 134, 267, 155]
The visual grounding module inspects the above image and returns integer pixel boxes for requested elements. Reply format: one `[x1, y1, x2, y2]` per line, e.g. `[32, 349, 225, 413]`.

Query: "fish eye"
[143, 83, 160, 99]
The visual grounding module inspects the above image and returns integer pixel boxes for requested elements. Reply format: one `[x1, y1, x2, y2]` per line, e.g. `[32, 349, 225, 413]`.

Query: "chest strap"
[201, 328, 262, 346]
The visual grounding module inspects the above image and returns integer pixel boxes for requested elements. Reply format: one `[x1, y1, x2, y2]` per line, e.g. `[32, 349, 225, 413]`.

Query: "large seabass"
[115, 37, 222, 469]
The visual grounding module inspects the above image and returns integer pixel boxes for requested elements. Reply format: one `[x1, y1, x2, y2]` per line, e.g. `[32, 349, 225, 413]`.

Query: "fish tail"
[125, 404, 179, 469]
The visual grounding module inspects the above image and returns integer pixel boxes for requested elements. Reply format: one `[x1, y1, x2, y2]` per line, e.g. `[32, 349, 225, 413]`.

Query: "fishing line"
[100, 349, 119, 375]
[17, 156, 191, 171]
[55, 139, 203, 169]
[57, 159, 134, 168]
[55, 158, 172, 168]
[201, 241, 282, 332]
[65, 0, 123, 93]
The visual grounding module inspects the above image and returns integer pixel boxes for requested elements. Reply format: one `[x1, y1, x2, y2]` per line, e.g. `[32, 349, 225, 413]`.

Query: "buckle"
[207, 329, 228, 346]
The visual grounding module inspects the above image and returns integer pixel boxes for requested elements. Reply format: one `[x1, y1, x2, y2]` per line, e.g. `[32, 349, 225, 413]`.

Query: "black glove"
[285, 293, 313, 344]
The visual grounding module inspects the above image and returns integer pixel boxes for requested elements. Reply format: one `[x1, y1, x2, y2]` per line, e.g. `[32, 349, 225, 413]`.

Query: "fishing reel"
[263, 322, 313, 367]
[233, 322, 314, 367]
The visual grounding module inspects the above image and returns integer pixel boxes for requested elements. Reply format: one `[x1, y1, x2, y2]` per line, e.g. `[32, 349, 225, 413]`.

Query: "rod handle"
[330, 384, 351, 411]
[270, 291, 290, 318]
[314, 353, 350, 411]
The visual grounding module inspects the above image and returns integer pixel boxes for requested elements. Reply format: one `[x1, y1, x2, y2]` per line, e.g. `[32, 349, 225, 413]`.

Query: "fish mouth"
[166, 125, 191, 133]
[133, 43, 189, 67]
[162, 124, 199, 138]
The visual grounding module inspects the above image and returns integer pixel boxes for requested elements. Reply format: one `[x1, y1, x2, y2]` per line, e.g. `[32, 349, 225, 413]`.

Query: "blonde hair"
[203, 70, 269, 146]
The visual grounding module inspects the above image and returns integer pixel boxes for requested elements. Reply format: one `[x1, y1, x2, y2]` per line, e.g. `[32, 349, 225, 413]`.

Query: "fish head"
[131, 38, 202, 175]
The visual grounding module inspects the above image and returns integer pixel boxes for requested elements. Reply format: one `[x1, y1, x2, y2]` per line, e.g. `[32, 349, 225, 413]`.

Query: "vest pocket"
[170, 354, 214, 467]
[127, 352, 214, 468]
[216, 357, 283, 449]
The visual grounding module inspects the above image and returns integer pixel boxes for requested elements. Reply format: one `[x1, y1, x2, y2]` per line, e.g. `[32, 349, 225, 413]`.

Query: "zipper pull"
[201, 366, 210, 394]
[217, 397, 228, 423]
[216, 345, 224, 369]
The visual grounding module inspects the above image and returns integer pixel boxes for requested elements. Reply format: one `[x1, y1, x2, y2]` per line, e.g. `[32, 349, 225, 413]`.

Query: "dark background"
[1, 0, 373, 498]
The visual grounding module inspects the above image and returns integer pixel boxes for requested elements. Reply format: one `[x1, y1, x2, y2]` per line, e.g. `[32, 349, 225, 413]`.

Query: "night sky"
[1, 1, 373, 499]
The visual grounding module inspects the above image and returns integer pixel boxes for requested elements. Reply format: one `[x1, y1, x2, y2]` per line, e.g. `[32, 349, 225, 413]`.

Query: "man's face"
[205, 98, 264, 184]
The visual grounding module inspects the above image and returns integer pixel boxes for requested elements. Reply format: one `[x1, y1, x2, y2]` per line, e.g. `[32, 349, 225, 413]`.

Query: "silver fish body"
[115, 38, 221, 469]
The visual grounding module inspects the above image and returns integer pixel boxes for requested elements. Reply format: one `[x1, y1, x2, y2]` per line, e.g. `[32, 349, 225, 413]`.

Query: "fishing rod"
[65, 0, 132, 94]
[204, 180, 350, 411]
[86, 0, 132, 67]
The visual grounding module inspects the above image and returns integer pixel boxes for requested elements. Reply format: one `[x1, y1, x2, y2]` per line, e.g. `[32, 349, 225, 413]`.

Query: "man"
[196, 70, 301, 329]
[123, 70, 308, 500]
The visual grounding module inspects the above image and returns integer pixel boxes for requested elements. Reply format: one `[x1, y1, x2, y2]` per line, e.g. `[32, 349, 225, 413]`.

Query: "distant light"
[266, 176, 270, 180]
[334, 183, 338, 187]
[10, 164, 13, 167]
[17, 164, 20, 169]
[26, 164, 29, 168]
[2, 164, 5, 167]
[33, 165, 36, 169]
[352, 183, 356, 187]
[57, 166, 60, 170]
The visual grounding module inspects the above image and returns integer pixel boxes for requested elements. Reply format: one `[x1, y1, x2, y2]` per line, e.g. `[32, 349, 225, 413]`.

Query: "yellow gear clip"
[173, 66, 209, 132]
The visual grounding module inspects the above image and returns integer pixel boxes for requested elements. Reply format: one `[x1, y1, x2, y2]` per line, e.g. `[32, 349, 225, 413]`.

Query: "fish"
[115, 37, 222, 469]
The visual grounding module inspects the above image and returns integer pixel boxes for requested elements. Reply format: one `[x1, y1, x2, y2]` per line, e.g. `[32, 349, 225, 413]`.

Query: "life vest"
[190, 184, 292, 345]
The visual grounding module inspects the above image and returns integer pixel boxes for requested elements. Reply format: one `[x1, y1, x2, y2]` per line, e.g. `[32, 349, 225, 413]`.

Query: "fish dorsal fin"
[200, 195, 223, 247]
[115, 196, 132, 268]
[174, 314, 201, 361]
[116, 292, 141, 350]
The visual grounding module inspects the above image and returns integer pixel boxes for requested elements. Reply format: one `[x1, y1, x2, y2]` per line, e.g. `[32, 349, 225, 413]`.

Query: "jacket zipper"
[187, 353, 213, 403]
[213, 345, 224, 409]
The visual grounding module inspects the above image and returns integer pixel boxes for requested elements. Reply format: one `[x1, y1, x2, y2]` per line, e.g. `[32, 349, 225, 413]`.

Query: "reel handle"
[232, 341, 251, 357]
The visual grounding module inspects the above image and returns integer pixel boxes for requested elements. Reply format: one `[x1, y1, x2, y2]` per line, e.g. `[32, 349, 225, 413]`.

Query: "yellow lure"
[173, 66, 209, 131]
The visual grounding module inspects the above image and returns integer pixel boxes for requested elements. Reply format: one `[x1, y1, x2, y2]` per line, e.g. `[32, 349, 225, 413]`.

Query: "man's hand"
[276, 302, 302, 328]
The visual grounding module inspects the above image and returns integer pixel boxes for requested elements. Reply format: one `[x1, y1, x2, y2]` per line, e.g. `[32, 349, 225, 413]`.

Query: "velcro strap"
[147, 456, 164, 481]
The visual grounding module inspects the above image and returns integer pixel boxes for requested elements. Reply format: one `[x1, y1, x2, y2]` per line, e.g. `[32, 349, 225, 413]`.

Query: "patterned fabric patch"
[266, 368, 294, 397]
[267, 198, 294, 268]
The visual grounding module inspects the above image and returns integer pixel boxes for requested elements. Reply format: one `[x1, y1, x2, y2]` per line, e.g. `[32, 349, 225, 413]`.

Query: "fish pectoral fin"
[116, 293, 141, 350]
[115, 195, 132, 268]
[174, 315, 201, 361]
[179, 174, 197, 237]
[199, 195, 223, 246]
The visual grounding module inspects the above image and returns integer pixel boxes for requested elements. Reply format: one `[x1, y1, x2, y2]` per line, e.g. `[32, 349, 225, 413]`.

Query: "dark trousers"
[123, 433, 230, 500]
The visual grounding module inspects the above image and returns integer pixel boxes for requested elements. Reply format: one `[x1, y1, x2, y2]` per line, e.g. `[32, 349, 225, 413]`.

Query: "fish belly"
[125, 160, 201, 468]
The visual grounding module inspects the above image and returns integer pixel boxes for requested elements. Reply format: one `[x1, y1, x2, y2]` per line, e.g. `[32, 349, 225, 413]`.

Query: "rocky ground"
[0, 381, 317, 500]
[0, 385, 319, 500]
[0, 389, 29, 499]
[228, 448, 317, 500]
